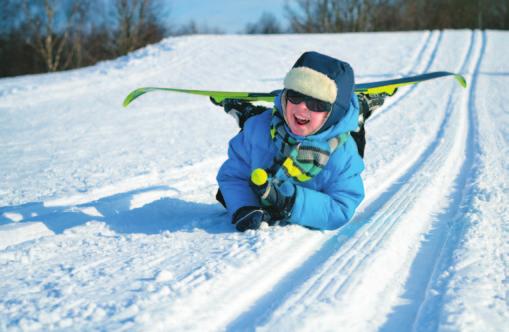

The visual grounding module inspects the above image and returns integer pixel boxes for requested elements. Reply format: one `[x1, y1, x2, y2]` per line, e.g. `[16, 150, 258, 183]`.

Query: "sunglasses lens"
[286, 90, 331, 112]
[308, 99, 328, 112]
[286, 90, 304, 105]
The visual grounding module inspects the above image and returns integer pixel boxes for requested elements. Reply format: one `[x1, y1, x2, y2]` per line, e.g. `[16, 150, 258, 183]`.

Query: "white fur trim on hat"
[284, 67, 337, 103]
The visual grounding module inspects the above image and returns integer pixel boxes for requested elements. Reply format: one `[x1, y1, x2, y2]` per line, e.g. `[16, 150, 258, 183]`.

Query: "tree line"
[285, 0, 509, 33]
[1, 0, 169, 77]
[1, 0, 507, 78]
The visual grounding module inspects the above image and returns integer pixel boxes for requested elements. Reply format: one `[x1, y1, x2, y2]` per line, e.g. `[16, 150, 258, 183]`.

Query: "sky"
[168, 0, 289, 33]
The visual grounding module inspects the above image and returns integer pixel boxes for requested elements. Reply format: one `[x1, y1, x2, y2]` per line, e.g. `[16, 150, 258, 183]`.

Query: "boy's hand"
[223, 99, 250, 127]
[251, 169, 296, 220]
[210, 98, 267, 128]
[232, 206, 273, 232]
[358, 93, 388, 125]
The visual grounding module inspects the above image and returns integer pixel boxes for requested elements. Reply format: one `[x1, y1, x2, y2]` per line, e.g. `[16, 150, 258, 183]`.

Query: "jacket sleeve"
[216, 129, 260, 218]
[289, 141, 365, 230]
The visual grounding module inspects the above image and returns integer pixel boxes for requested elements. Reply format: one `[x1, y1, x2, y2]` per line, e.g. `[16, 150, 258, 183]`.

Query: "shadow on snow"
[0, 186, 232, 235]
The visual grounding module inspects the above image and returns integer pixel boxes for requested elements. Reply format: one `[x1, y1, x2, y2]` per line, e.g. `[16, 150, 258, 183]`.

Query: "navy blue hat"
[284, 51, 354, 133]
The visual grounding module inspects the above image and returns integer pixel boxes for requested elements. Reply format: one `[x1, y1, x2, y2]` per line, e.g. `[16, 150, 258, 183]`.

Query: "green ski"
[123, 71, 466, 107]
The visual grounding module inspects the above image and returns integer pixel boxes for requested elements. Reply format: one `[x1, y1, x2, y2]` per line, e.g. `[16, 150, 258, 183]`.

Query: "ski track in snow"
[411, 30, 509, 332]
[0, 30, 507, 331]
[255, 30, 480, 331]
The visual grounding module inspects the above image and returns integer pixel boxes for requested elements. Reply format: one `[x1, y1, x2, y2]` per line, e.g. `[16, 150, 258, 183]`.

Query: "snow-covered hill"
[0, 30, 507, 331]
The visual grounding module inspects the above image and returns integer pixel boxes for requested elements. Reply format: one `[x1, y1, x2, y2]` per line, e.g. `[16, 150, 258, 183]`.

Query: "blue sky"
[168, 0, 289, 33]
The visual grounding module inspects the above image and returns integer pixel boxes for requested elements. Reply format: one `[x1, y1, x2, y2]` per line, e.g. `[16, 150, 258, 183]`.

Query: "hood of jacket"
[282, 51, 356, 135]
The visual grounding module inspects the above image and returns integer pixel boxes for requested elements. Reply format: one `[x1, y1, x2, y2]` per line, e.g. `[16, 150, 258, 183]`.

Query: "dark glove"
[232, 206, 273, 232]
[357, 93, 389, 126]
[210, 97, 267, 129]
[251, 169, 296, 221]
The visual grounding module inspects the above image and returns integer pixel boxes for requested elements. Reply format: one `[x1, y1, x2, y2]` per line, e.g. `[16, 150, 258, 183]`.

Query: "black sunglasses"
[286, 89, 332, 113]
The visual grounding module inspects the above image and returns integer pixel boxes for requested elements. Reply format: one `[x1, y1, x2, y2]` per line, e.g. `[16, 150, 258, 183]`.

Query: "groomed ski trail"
[243, 30, 481, 331]
[409, 30, 509, 332]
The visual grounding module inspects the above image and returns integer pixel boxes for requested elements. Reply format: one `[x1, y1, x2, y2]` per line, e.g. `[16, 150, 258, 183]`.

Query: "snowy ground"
[0, 30, 507, 331]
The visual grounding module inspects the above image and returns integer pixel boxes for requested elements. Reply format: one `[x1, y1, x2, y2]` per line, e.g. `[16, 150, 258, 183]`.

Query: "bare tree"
[245, 12, 283, 34]
[173, 20, 224, 36]
[286, 0, 318, 33]
[22, 0, 84, 72]
[286, 0, 362, 33]
[113, 0, 167, 55]
[68, 2, 91, 69]
[489, 0, 509, 29]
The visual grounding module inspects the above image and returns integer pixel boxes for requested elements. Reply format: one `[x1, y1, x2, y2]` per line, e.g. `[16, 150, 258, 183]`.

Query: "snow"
[0, 30, 508, 331]
[0, 222, 54, 250]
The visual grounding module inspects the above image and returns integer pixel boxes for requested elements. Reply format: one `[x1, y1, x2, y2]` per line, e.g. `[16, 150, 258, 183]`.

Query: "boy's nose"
[294, 102, 311, 114]
[293, 100, 309, 111]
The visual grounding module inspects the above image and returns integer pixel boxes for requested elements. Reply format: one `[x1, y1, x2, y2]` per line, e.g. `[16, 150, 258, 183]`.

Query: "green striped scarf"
[270, 108, 349, 182]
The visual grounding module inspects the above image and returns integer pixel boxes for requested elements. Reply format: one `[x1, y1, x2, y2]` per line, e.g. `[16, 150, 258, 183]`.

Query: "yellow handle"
[251, 168, 268, 186]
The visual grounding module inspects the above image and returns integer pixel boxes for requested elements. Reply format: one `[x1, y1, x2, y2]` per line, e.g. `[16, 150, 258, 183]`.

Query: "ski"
[123, 71, 466, 107]
[123, 87, 277, 107]
[354, 71, 466, 95]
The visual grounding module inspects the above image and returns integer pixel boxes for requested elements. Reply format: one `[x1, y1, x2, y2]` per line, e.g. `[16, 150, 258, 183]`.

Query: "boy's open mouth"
[294, 114, 310, 125]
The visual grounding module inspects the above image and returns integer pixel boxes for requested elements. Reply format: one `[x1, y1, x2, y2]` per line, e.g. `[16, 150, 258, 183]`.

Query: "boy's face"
[285, 99, 328, 136]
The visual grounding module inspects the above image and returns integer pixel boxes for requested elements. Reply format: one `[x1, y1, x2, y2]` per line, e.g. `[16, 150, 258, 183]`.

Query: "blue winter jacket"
[217, 93, 365, 230]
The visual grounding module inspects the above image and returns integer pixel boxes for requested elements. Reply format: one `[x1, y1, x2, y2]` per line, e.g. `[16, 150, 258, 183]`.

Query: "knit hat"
[283, 51, 355, 133]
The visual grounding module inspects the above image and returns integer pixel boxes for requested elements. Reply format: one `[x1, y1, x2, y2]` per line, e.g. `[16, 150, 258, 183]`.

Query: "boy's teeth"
[295, 115, 310, 125]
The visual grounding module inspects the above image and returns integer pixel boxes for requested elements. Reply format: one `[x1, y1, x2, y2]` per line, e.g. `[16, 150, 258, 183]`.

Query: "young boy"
[216, 51, 367, 232]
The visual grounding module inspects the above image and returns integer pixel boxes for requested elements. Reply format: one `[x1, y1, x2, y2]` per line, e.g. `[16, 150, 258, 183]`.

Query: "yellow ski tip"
[454, 74, 467, 88]
[123, 88, 151, 107]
